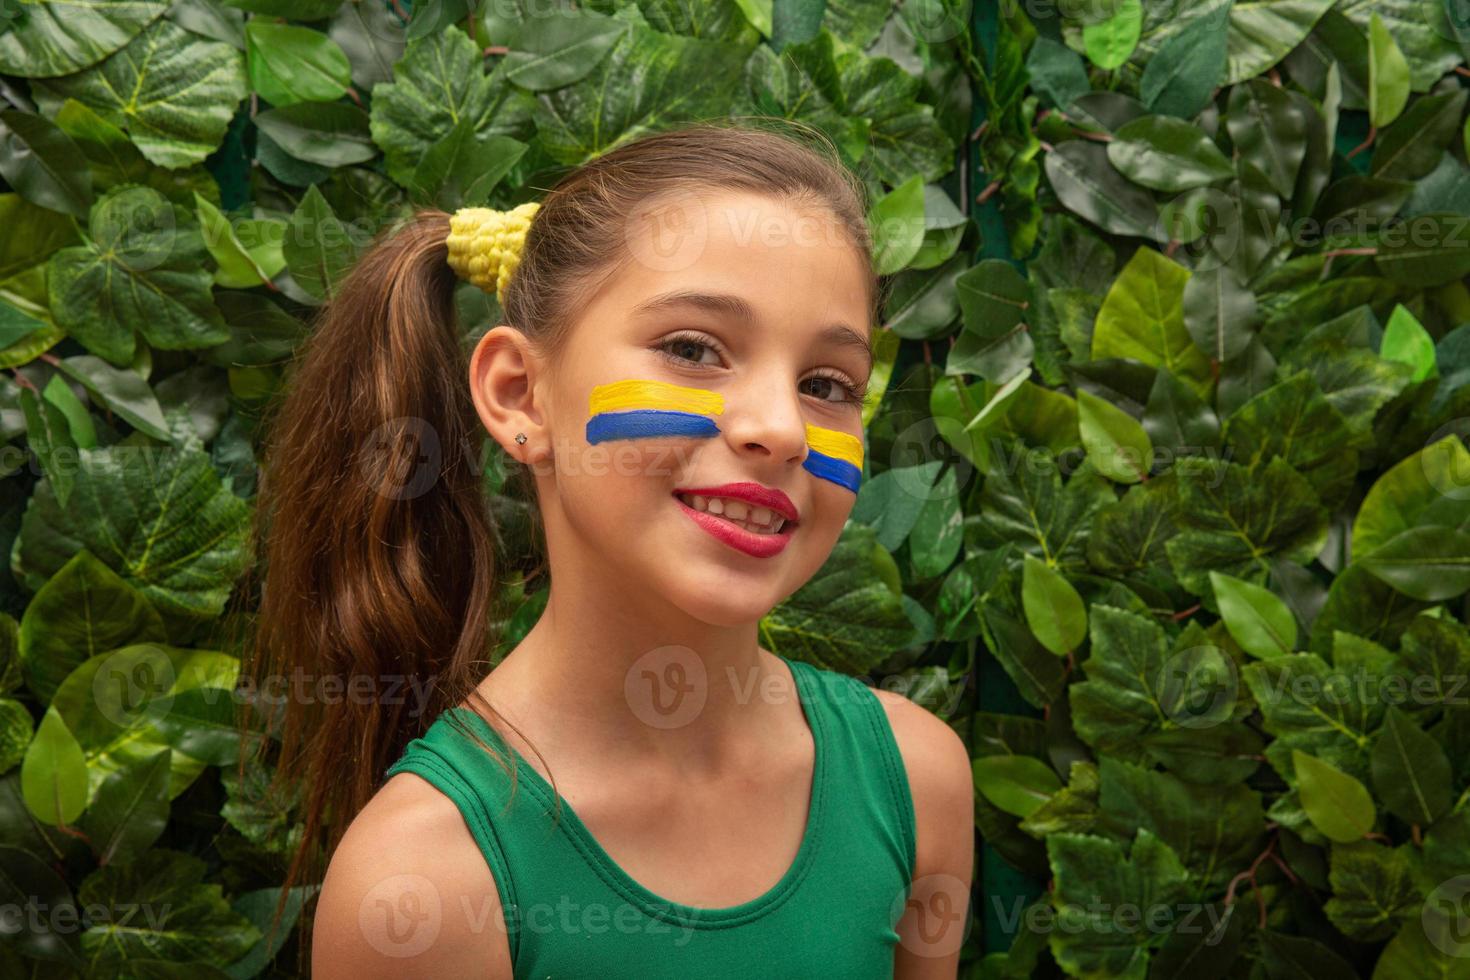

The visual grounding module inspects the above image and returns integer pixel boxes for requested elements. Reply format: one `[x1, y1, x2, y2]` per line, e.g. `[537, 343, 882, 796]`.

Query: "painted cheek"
[585, 378, 724, 444]
[803, 423, 863, 493]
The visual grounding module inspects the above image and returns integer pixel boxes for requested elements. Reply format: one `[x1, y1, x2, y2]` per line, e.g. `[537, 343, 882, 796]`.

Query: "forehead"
[581, 190, 873, 334]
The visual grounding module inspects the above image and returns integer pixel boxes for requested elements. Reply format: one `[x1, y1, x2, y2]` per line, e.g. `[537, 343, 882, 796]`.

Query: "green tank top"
[383, 655, 917, 978]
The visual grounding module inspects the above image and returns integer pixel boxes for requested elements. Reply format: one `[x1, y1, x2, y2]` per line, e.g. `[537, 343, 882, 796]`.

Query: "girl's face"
[492, 190, 873, 627]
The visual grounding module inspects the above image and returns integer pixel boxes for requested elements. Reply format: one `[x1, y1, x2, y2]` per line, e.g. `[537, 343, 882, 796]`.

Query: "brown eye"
[656, 333, 722, 367]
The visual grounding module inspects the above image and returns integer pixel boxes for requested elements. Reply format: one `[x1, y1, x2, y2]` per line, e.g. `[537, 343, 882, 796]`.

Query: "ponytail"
[233, 208, 521, 968]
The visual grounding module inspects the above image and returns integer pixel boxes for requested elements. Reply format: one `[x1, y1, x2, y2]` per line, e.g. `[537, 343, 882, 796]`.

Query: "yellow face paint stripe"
[588, 379, 725, 417]
[586, 379, 725, 445]
[804, 423, 863, 467]
[803, 423, 863, 493]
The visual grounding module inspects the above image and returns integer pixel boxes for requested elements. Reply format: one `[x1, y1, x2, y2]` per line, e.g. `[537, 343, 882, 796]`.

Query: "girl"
[246, 119, 973, 978]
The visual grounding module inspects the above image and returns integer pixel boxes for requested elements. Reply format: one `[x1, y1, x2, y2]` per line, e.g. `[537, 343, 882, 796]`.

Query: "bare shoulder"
[868, 685, 975, 976]
[312, 771, 512, 980]
[868, 685, 974, 831]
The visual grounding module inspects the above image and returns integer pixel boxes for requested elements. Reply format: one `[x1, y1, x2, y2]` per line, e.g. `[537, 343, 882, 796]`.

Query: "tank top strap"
[383, 707, 536, 960]
[782, 656, 918, 885]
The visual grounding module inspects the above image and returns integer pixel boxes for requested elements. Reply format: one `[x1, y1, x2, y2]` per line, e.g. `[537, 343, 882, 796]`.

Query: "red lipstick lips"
[673, 483, 800, 522]
[672, 482, 799, 559]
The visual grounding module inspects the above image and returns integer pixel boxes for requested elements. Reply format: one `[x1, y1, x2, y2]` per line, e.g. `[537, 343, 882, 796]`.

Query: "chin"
[667, 579, 786, 629]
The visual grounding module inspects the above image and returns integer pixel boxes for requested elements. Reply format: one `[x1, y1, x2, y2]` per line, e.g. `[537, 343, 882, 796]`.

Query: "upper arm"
[871, 687, 975, 979]
[311, 772, 514, 980]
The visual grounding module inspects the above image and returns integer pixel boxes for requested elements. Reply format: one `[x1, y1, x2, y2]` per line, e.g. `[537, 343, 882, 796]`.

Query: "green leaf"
[1091, 247, 1211, 398]
[851, 461, 941, 553]
[1046, 829, 1189, 979]
[21, 707, 88, 826]
[252, 101, 377, 167]
[1225, 78, 1310, 200]
[1367, 12, 1410, 129]
[1374, 907, 1470, 977]
[1021, 554, 1087, 656]
[909, 468, 963, 580]
[1359, 526, 1470, 601]
[50, 354, 171, 442]
[1071, 605, 1205, 764]
[1026, 37, 1090, 110]
[973, 754, 1062, 819]
[0, 0, 167, 77]
[282, 184, 358, 303]
[225, 885, 318, 980]
[1370, 707, 1451, 827]
[1375, 212, 1470, 289]
[980, 601, 1069, 710]
[1096, 757, 1266, 892]
[76, 848, 261, 969]
[19, 384, 76, 509]
[1138, 3, 1227, 119]
[1210, 570, 1297, 658]
[1077, 389, 1152, 484]
[529, 21, 754, 169]
[1257, 930, 1361, 978]
[495, 7, 627, 90]
[369, 26, 536, 187]
[1352, 435, 1470, 557]
[76, 748, 171, 865]
[1294, 749, 1375, 844]
[0, 843, 84, 963]
[1373, 90, 1469, 182]
[13, 443, 253, 622]
[409, 121, 527, 212]
[1324, 840, 1423, 943]
[760, 523, 915, 674]
[1218, 371, 1358, 508]
[1182, 266, 1258, 363]
[1164, 456, 1329, 596]
[1044, 140, 1161, 241]
[0, 110, 92, 217]
[1222, 0, 1335, 82]
[47, 185, 228, 366]
[18, 549, 167, 704]
[871, 174, 927, 275]
[952, 258, 1034, 384]
[1083, 0, 1142, 70]
[194, 192, 272, 289]
[1379, 304, 1437, 381]
[245, 21, 350, 106]
[31, 19, 248, 170]
[1107, 116, 1233, 193]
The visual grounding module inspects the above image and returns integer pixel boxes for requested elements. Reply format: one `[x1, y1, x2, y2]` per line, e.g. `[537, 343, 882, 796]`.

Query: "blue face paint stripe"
[586, 410, 722, 445]
[802, 451, 862, 493]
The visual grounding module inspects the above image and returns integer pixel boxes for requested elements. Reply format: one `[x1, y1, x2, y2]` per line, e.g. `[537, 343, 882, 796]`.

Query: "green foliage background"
[0, 0, 1467, 976]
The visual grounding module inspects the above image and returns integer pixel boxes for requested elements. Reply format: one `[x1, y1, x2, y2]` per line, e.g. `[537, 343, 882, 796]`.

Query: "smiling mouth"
[673, 492, 795, 536]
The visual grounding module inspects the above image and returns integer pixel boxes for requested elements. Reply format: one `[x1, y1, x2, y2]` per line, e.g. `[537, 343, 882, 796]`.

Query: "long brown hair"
[233, 116, 882, 970]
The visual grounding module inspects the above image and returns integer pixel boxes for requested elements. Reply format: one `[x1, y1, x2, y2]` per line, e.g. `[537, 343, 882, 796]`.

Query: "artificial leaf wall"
[0, 0, 973, 975]
[966, 1, 1470, 976]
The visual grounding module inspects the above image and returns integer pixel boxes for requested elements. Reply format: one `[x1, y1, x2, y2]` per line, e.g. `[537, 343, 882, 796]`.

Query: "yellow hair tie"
[445, 201, 541, 302]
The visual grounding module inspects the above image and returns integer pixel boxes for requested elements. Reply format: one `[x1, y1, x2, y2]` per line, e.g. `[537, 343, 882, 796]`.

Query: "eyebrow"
[630, 289, 874, 375]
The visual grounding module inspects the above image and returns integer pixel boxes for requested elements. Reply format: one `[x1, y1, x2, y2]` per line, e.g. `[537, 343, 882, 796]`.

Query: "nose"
[719, 375, 808, 465]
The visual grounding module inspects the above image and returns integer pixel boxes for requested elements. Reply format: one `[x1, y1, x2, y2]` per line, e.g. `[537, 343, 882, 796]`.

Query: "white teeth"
[678, 494, 787, 535]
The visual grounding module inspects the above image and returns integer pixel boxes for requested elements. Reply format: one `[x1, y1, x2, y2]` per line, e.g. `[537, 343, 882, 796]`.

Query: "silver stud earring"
[514, 432, 527, 445]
